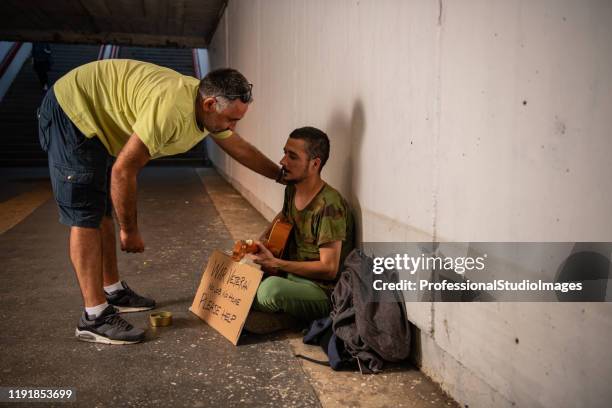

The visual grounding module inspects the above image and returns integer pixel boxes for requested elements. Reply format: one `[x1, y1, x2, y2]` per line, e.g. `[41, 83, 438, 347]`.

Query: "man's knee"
[256, 276, 287, 307]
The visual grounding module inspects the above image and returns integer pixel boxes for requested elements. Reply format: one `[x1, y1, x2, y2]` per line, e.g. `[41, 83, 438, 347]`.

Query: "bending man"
[38, 60, 282, 344]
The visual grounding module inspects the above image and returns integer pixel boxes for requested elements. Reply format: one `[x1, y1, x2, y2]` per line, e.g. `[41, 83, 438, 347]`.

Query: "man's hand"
[111, 133, 150, 254]
[120, 229, 145, 253]
[251, 242, 281, 274]
[254, 241, 342, 281]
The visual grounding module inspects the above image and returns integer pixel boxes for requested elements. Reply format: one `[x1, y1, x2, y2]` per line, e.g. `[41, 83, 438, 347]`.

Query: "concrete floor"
[0, 166, 457, 408]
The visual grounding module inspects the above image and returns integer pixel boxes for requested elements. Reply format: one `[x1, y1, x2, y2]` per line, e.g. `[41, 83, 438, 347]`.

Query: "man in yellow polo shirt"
[37, 60, 282, 345]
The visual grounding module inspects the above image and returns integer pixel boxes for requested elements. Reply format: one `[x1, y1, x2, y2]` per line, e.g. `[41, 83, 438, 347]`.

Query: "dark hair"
[199, 68, 251, 102]
[289, 127, 330, 171]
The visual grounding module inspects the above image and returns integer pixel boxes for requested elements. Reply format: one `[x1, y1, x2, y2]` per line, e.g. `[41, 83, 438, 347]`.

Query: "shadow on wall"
[555, 243, 611, 301]
[326, 102, 424, 366]
[326, 100, 366, 246]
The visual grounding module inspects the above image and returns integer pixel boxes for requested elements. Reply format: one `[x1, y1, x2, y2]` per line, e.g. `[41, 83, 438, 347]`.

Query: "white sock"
[85, 302, 109, 318]
[104, 281, 124, 294]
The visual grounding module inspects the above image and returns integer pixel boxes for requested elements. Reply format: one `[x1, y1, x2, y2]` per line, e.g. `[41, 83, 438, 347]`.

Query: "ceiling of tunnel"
[0, 0, 227, 48]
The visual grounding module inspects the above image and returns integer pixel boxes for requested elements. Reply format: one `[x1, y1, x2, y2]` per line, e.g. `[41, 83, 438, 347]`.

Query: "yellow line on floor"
[0, 184, 52, 234]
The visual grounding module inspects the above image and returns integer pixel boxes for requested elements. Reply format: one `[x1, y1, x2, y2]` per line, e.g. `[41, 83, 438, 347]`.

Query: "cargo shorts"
[37, 87, 114, 228]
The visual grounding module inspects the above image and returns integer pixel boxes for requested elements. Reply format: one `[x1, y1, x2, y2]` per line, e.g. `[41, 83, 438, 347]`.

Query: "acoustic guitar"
[232, 219, 293, 263]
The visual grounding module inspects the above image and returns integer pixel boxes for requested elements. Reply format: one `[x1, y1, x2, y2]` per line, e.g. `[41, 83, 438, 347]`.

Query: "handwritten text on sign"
[190, 250, 263, 345]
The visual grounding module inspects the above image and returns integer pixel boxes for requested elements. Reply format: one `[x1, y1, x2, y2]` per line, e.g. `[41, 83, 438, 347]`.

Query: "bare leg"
[69, 226, 105, 307]
[100, 216, 120, 286]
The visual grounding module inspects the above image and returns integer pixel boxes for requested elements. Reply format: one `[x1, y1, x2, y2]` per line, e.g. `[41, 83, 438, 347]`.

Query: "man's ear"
[202, 97, 217, 113]
[311, 157, 322, 172]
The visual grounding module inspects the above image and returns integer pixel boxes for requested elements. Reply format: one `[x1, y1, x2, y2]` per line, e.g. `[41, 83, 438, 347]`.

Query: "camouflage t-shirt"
[282, 183, 355, 280]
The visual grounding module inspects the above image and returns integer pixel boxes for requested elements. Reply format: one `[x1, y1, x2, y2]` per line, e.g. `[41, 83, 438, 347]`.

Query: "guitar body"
[264, 219, 293, 258]
[231, 219, 293, 270]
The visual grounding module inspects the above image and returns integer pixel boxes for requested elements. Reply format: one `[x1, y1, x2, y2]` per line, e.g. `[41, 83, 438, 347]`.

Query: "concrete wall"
[206, 1, 612, 407]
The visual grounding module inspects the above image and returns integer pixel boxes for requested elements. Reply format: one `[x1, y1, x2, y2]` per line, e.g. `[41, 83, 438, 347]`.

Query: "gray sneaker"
[75, 305, 145, 345]
[105, 281, 156, 313]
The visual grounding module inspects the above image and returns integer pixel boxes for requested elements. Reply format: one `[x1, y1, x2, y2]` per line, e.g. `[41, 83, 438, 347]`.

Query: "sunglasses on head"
[219, 83, 253, 104]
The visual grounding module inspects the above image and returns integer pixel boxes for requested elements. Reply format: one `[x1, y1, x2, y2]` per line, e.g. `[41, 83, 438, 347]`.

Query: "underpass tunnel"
[0, 2, 451, 407]
[0, 1, 611, 408]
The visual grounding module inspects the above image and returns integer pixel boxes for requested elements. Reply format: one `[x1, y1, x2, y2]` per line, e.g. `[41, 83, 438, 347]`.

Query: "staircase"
[0, 45, 208, 167]
[0, 44, 99, 166]
[119, 47, 195, 76]
[119, 46, 208, 166]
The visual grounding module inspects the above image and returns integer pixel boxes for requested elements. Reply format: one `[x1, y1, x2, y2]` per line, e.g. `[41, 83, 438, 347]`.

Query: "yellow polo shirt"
[53, 59, 231, 159]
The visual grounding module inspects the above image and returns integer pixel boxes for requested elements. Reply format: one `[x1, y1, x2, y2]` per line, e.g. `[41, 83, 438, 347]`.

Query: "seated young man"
[250, 126, 354, 327]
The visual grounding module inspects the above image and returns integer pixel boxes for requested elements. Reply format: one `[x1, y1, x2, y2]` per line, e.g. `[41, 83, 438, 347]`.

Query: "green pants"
[253, 274, 330, 322]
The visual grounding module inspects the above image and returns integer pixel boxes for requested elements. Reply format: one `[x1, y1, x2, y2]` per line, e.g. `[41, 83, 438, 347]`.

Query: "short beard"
[285, 170, 309, 185]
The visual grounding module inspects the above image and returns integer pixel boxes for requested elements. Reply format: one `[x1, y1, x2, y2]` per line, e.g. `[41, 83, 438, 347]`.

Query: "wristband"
[275, 168, 285, 183]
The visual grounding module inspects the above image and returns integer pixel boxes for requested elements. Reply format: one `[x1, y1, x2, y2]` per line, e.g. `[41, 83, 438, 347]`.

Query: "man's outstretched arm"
[212, 132, 282, 181]
[111, 133, 151, 253]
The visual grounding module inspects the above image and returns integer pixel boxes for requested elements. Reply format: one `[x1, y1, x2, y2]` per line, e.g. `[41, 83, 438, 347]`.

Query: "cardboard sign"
[189, 250, 263, 345]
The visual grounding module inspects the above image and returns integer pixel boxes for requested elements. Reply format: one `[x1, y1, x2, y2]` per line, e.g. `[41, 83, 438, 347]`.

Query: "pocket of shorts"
[37, 108, 51, 152]
[71, 130, 91, 154]
[50, 165, 94, 207]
